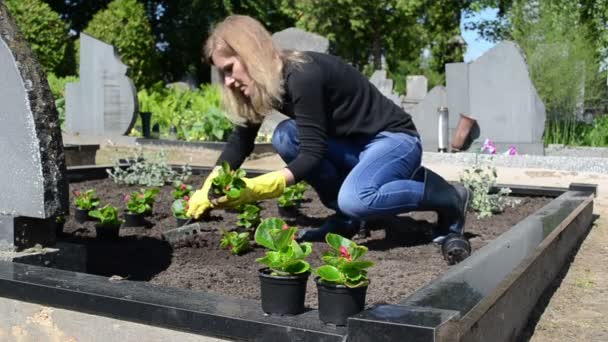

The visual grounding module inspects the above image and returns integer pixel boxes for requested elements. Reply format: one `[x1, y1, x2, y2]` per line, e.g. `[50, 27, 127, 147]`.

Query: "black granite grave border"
[2, 165, 595, 342]
[136, 138, 276, 155]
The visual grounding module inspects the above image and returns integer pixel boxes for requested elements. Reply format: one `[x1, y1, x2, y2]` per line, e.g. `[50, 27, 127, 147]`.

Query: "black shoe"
[298, 214, 361, 242]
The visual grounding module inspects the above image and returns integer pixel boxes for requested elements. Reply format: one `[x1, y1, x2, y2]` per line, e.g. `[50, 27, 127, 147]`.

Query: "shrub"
[220, 229, 251, 255]
[5, 0, 69, 74]
[83, 0, 157, 88]
[46, 73, 79, 127]
[107, 151, 191, 186]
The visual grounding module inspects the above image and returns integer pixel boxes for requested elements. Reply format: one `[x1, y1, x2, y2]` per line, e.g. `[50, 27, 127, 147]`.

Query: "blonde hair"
[204, 15, 307, 124]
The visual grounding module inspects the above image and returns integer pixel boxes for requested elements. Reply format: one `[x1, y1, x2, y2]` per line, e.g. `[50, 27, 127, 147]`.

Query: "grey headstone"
[405, 76, 428, 101]
[0, 3, 68, 248]
[271, 27, 329, 53]
[65, 32, 138, 136]
[369, 70, 401, 106]
[446, 41, 546, 154]
[409, 86, 448, 151]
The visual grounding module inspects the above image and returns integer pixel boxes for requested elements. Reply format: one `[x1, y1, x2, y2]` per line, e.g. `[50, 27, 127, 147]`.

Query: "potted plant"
[277, 182, 307, 217]
[314, 233, 375, 326]
[140, 188, 160, 216]
[123, 189, 154, 227]
[236, 203, 261, 231]
[255, 217, 313, 315]
[73, 189, 100, 223]
[89, 205, 123, 240]
[172, 181, 193, 199]
[171, 197, 190, 226]
[219, 229, 251, 255]
[208, 161, 247, 201]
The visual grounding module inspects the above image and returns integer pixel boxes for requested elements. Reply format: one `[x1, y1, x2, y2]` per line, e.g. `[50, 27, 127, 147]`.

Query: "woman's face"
[212, 51, 253, 97]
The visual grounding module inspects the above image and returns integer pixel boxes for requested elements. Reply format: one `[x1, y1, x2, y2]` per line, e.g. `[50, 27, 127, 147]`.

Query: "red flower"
[183, 195, 190, 201]
[180, 184, 187, 190]
[124, 194, 131, 202]
[282, 224, 289, 230]
[139, 194, 145, 199]
[339, 246, 352, 261]
[73, 190, 81, 197]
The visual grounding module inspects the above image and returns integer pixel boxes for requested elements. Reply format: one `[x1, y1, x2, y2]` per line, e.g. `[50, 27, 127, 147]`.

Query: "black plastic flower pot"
[315, 277, 368, 326]
[123, 211, 146, 227]
[277, 204, 299, 218]
[95, 224, 120, 240]
[55, 222, 65, 236]
[74, 208, 90, 223]
[259, 268, 309, 315]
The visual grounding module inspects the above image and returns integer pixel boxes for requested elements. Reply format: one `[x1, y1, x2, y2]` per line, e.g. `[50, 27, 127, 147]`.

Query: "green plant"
[107, 151, 191, 186]
[460, 160, 519, 218]
[314, 233, 374, 288]
[171, 199, 189, 219]
[73, 189, 100, 210]
[124, 188, 158, 214]
[89, 205, 122, 227]
[5, 0, 69, 74]
[236, 204, 261, 230]
[209, 161, 247, 200]
[583, 114, 608, 146]
[172, 181, 193, 200]
[254, 218, 312, 276]
[83, 0, 157, 88]
[220, 229, 250, 255]
[278, 181, 307, 208]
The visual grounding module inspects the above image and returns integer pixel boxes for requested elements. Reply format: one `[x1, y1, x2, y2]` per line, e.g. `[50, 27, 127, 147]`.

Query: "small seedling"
[236, 203, 261, 230]
[171, 198, 189, 219]
[255, 217, 312, 276]
[278, 182, 307, 208]
[73, 189, 100, 210]
[220, 229, 250, 255]
[172, 181, 193, 200]
[209, 161, 247, 200]
[314, 233, 374, 288]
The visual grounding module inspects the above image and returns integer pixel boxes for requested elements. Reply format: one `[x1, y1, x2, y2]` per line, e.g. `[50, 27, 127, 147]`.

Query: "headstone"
[65, 33, 138, 136]
[369, 70, 401, 106]
[402, 75, 428, 114]
[408, 86, 447, 151]
[0, 3, 69, 249]
[446, 41, 546, 154]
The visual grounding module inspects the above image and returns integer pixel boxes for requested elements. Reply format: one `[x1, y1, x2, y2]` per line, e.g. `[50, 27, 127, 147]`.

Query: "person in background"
[186, 15, 469, 259]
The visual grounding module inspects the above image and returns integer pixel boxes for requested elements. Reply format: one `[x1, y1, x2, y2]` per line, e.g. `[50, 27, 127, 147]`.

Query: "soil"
[61, 173, 551, 308]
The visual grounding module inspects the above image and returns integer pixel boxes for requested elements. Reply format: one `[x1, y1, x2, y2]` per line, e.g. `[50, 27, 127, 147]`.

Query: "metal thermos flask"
[437, 106, 449, 152]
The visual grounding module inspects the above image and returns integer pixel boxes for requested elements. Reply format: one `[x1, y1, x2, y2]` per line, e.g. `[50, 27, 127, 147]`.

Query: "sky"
[461, 8, 499, 63]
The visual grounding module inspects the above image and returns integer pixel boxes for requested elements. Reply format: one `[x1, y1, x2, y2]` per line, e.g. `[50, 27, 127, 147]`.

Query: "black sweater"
[217, 52, 418, 182]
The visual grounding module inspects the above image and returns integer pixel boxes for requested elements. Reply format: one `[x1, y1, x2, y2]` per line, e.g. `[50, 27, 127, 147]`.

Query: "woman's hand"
[186, 166, 221, 219]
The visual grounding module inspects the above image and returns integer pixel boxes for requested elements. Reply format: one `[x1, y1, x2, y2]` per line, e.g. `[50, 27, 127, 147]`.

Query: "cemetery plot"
[60, 172, 552, 307]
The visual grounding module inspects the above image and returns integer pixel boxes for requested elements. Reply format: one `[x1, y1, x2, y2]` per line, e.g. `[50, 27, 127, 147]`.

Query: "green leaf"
[283, 260, 310, 274]
[315, 265, 343, 283]
[326, 233, 355, 251]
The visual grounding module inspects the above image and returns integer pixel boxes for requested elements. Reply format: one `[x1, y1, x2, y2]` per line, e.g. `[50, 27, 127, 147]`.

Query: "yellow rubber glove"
[186, 166, 220, 219]
[213, 170, 286, 209]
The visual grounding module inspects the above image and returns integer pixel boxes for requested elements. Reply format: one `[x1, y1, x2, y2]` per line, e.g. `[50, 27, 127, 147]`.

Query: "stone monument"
[369, 70, 401, 106]
[0, 2, 69, 250]
[65, 32, 138, 136]
[446, 41, 546, 154]
[402, 75, 428, 114]
[408, 86, 448, 151]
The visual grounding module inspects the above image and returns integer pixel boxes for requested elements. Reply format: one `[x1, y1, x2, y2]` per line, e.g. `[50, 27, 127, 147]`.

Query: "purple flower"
[505, 146, 518, 156]
[481, 138, 497, 154]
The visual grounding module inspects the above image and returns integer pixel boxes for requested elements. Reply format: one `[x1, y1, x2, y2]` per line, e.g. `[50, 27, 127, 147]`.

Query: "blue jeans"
[271, 119, 424, 220]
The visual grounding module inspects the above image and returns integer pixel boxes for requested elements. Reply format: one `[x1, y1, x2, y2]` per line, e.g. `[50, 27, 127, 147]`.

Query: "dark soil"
[61, 174, 551, 308]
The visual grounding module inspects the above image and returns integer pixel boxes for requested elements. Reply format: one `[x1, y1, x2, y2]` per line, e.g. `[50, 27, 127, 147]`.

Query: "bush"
[107, 151, 191, 186]
[83, 0, 157, 88]
[5, 0, 69, 74]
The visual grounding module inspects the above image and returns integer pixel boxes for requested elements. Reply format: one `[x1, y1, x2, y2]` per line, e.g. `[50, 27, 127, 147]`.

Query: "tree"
[5, 0, 69, 74]
[83, 0, 157, 88]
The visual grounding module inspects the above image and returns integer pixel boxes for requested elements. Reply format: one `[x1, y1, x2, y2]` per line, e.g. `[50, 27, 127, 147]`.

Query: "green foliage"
[278, 182, 307, 208]
[72, 189, 100, 211]
[255, 218, 312, 276]
[172, 181, 193, 200]
[314, 233, 374, 288]
[107, 151, 192, 186]
[459, 159, 519, 218]
[124, 188, 159, 214]
[89, 205, 122, 227]
[5, 0, 69, 74]
[236, 204, 262, 230]
[171, 198, 189, 219]
[46, 73, 78, 127]
[583, 114, 608, 146]
[137, 84, 233, 141]
[83, 0, 157, 88]
[210, 162, 247, 199]
[220, 229, 251, 255]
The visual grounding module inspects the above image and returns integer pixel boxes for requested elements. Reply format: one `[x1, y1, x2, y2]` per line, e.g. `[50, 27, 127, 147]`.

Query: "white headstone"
[65, 33, 138, 136]
[409, 86, 448, 151]
[369, 70, 401, 106]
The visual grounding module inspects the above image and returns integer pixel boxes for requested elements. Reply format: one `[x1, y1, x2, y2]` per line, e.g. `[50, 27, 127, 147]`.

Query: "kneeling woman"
[187, 15, 469, 259]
